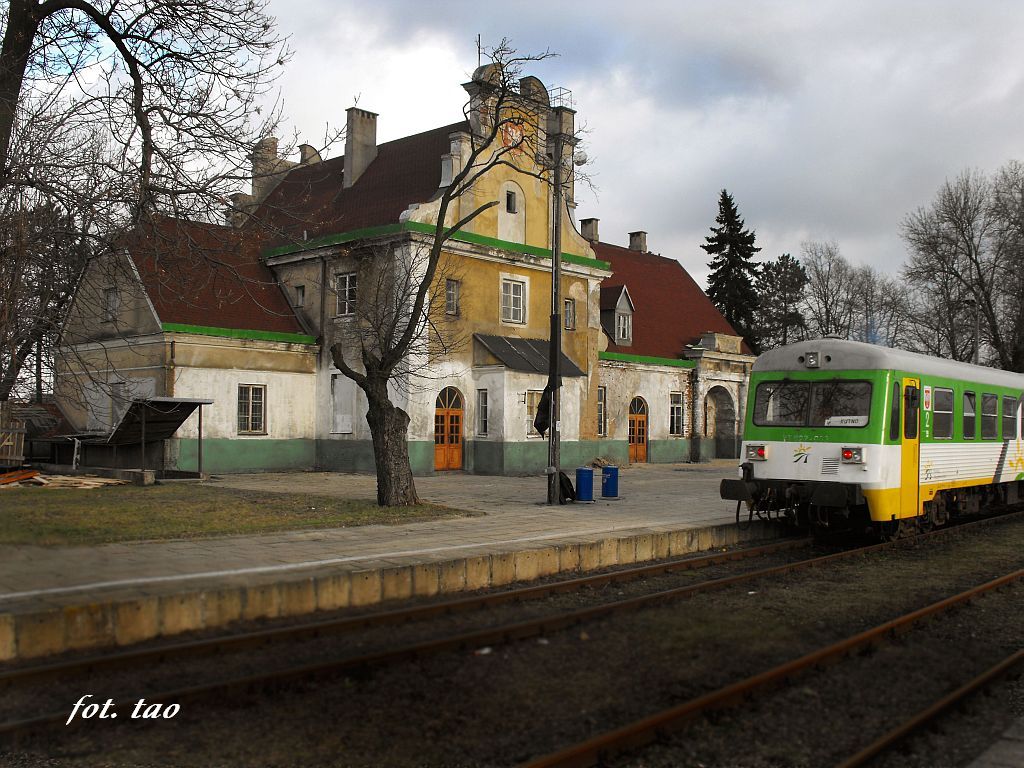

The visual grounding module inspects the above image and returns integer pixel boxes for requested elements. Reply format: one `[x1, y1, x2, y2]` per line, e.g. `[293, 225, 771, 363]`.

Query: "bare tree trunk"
[0, 0, 39, 173]
[364, 382, 419, 506]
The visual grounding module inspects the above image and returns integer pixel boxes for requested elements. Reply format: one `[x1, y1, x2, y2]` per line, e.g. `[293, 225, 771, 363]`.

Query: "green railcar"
[721, 339, 1024, 536]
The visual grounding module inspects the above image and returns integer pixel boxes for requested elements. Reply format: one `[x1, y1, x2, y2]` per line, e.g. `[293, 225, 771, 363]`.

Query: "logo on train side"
[793, 444, 812, 463]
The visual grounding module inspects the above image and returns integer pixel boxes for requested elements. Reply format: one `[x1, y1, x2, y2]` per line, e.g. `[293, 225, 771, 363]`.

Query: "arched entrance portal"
[628, 396, 648, 463]
[704, 386, 737, 459]
[434, 387, 463, 471]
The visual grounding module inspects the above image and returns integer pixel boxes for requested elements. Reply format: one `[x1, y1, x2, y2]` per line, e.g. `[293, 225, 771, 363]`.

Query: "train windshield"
[753, 380, 872, 428]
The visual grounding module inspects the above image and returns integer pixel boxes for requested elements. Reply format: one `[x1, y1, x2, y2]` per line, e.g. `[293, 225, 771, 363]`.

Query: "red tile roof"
[591, 240, 750, 357]
[251, 121, 470, 242]
[126, 217, 305, 335]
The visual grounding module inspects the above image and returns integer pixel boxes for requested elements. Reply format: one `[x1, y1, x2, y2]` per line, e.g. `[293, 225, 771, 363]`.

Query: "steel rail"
[835, 648, 1024, 768]
[519, 569, 1024, 768]
[1, 510, 1019, 743]
[0, 537, 809, 690]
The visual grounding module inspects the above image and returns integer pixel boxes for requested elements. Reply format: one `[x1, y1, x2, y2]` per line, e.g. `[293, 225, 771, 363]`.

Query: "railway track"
[520, 568, 1024, 768]
[1, 509, 1021, 746]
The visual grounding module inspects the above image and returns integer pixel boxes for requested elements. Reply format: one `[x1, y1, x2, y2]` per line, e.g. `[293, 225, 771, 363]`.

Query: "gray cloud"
[268, 0, 1024, 284]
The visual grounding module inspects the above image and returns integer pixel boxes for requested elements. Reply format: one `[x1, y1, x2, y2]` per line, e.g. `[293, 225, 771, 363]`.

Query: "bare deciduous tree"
[0, 0, 299, 402]
[901, 166, 1024, 370]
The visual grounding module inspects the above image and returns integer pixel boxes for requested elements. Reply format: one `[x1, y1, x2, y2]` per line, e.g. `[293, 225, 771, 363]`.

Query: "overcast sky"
[266, 0, 1024, 286]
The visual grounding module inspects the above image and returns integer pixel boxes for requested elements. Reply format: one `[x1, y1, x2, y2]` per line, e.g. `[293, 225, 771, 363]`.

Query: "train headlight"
[840, 446, 864, 464]
[745, 444, 767, 461]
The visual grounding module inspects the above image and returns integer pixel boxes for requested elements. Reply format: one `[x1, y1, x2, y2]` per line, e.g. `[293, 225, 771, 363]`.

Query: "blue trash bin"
[575, 467, 594, 502]
[601, 465, 619, 498]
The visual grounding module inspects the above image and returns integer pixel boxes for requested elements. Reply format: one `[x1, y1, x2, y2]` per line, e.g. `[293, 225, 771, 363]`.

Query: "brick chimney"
[580, 218, 600, 242]
[344, 107, 378, 188]
[629, 231, 648, 252]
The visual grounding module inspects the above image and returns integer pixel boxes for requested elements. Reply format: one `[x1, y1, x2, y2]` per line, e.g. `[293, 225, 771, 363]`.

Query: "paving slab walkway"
[0, 461, 764, 660]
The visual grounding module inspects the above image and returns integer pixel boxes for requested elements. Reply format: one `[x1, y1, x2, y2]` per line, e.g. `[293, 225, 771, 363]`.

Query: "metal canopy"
[474, 334, 586, 377]
[106, 397, 213, 445]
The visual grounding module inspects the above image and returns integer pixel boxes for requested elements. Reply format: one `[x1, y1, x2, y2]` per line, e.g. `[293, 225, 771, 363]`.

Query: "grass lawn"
[0, 484, 478, 546]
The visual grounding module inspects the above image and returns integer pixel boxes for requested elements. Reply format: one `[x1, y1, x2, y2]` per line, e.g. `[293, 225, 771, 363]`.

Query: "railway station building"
[55, 68, 755, 475]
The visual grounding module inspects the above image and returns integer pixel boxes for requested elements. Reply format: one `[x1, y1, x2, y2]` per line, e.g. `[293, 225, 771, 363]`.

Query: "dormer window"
[616, 312, 632, 343]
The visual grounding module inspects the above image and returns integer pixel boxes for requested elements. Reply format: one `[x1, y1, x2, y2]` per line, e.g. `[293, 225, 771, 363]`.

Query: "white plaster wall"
[503, 370, 585, 442]
[173, 366, 316, 439]
[598, 362, 691, 441]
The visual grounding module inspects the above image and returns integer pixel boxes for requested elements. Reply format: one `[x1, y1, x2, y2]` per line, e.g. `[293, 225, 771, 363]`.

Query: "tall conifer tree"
[702, 189, 762, 350]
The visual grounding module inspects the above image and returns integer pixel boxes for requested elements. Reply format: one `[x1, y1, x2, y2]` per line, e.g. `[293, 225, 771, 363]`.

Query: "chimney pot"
[580, 218, 600, 242]
[344, 107, 378, 188]
[628, 230, 648, 252]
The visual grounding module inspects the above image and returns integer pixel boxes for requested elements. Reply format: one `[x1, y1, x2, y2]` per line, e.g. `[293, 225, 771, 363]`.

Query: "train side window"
[889, 382, 901, 441]
[963, 392, 976, 439]
[981, 393, 998, 439]
[933, 388, 953, 439]
[1003, 396, 1018, 440]
[904, 385, 919, 440]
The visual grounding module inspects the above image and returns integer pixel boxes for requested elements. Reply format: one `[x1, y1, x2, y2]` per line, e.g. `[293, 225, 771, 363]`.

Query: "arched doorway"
[704, 386, 737, 459]
[434, 387, 463, 471]
[628, 396, 648, 463]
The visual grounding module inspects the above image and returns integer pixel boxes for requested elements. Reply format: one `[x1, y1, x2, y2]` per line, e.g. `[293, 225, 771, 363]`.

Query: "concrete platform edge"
[0, 520, 783, 662]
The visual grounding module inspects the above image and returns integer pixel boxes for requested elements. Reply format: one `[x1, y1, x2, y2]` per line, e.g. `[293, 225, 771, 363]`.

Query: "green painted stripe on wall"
[599, 351, 696, 369]
[174, 438, 316, 473]
[263, 221, 612, 271]
[162, 323, 317, 345]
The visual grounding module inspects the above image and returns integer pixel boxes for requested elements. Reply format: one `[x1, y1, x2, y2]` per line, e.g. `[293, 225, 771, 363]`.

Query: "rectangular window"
[526, 389, 544, 438]
[445, 279, 460, 316]
[933, 387, 953, 439]
[669, 392, 684, 435]
[238, 384, 266, 434]
[477, 389, 488, 436]
[103, 287, 119, 323]
[889, 382, 902, 441]
[616, 312, 632, 342]
[904, 385, 919, 440]
[293, 285, 305, 307]
[963, 392, 976, 439]
[564, 298, 576, 330]
[1003, 396, 1018, 440]
[501, 279, 525, 324]
[506, 190, 517, 213]
[597, 386, 607, 436]
[336, 272, 357, 316]
[981, 393, 998, 439]
[753, 380, 872, 428]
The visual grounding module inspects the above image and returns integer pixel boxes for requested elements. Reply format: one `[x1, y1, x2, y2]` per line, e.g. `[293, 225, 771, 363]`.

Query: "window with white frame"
[336, 272, 357, 316]
[597, 386, 607, 436]
[103, 287, 119, 323]
[293, 284, 305, 307]
[670, 391, 685, 435]
[526, 389, 544, 437]
[501, 278, 526, 324]
[238, 384, 267, 434]
[477, 389, 488, 435]
[616, 312, 632, 343]
[564, 298, 576, 330]
[446, 279, 461, 315]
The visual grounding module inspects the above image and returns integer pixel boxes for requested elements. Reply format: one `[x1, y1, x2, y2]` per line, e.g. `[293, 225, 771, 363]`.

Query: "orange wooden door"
[434, 388, 463, 471]
[628, 397, 648, 463]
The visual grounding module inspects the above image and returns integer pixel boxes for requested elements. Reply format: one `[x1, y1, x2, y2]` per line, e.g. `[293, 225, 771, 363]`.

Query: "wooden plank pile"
[0, 469, 127, 489]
